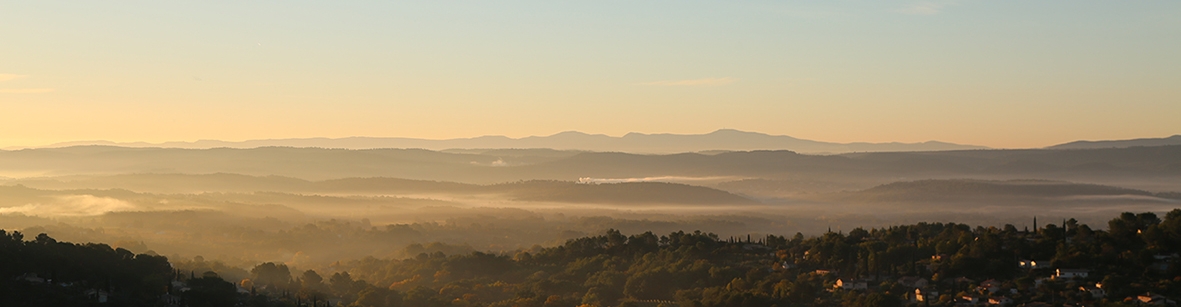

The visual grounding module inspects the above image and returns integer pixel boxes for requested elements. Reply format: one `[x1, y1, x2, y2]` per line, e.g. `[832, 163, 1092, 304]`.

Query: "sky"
[1, 0, 1178, 149]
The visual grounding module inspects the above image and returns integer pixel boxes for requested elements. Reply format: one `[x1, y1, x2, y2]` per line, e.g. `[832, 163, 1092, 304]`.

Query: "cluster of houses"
[819, 259, 1178, 307]
[779, 225, 1181, 307]
[829, 273, 1112, 306]
[11, 271, 227, 305]
[14, 273, 109, 303]
[161, 271, 258, 306]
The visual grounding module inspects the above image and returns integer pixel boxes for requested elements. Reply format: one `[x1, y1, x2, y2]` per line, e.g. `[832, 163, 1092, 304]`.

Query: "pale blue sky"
[1, 1, 1178, 148]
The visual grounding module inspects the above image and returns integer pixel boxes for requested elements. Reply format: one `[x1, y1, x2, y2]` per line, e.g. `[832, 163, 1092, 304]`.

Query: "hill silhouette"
[490, 180, 756, 205]
[2, 145, 1180, 194]
[1047, 135, 1181, 150]
[838, 179, 1177, 203]
[18, 129, 986, 154]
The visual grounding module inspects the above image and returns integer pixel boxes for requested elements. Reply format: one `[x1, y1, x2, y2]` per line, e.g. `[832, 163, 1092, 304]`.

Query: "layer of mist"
[0, 143, 1178, 278]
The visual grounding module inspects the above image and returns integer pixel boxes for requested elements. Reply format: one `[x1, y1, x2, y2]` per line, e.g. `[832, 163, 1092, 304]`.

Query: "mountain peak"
[709, 128, 754, 134]
[1048, 135, 1181, 150]
[550, 131, 591, 137]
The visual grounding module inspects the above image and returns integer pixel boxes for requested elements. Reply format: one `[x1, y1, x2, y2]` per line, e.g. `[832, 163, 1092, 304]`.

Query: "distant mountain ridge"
[17, 129, 987, 154]
[837, 179, 1180, 203]
[3, 145, 1179, 191]
[1048, 135, 1181, 150]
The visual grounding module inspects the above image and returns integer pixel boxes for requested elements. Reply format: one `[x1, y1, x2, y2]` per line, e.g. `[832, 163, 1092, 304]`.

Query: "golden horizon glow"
[2, 1, 1178, 149]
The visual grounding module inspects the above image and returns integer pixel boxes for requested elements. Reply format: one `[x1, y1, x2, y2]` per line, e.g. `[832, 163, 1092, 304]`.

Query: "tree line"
[3, 209, 1180, 306]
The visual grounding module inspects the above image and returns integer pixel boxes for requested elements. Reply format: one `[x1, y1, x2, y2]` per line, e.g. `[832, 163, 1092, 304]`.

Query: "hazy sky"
[2, 1, 1178, 148]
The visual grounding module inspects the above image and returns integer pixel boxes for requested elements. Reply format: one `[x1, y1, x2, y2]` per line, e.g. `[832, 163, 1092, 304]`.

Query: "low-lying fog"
[2, 175, 1178, 277]
[1, 145, 1178, 279]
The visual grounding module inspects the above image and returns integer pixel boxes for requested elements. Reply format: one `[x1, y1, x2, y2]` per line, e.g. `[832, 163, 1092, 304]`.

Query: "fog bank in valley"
[0, 143, 1178, 279]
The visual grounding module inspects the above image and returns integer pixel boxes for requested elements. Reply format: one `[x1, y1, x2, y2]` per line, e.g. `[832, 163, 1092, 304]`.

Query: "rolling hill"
[15, 129, 986, 154]
[2, 145, 1179, 191]
[837, 179, 1178, 203]
[1047, 135, 1181, 150]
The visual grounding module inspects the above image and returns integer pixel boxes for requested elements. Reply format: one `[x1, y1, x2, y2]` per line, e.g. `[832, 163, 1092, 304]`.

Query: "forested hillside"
[4, 210, 1180, 306]
[839, 179, 1177, 203]
[4, 145, 1180, 189]
[0, 230, 173, 306]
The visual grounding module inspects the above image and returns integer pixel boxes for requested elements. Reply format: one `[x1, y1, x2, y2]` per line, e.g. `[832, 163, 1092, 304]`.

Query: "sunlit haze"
[4, 3, 1181, 305]
[2, 1, 1178, 149]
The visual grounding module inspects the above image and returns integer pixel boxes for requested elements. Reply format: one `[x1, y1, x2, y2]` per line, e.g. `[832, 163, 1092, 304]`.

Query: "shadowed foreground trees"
[0, 230, 172, 306]
[4, 209, 1181, 306]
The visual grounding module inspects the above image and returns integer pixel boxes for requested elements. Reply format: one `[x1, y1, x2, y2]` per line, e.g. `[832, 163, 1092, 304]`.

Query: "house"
[898, 276, 929, 289]
[1055, 269, 1089, 279]
[161, 293, 182, 307]
[1137, 293, 1177, 306]
[85, 289, 109, 303]
[953, 277, 977, 285]
[978, 279, 1002, 294]
[171, 280, 190, 292]
[1151, 261, 1171, 272]
[1079, 283, 1105, 298]
[16, 273, 46, 283]
[1154, 253, 1179, 261]
[742, 243, 771, 251]
[925, 261, 939, 272]
[1018, 259, 1050, 269]
[834, 278, 868, 291]
[1150, 254, 1175, 272]
[1033, 277, 1050, 288]
[988, 296, 1014, 306]
[956, 295, 981, 306]
[912, 288, 938, 302]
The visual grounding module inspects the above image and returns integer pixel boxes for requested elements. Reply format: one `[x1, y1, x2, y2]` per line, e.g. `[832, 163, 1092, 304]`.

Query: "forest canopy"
[3, 209, 1180, 306]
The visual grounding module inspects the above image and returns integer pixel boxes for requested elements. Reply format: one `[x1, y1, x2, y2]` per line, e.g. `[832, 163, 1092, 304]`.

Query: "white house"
[1137, 293, 1177, 306]
[1055, 269, 1089, 279]
[913, 288, 939, 303]
[1154, 253, 1179, 261]
[988, 296, 1013, 306]
[957, 295, 980, 305]
[834, 278, 868, 291]
[17, 273, 45, 283]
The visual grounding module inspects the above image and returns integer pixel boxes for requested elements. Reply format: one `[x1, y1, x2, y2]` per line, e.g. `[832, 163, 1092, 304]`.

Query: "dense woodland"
[3, 210, 1180, 306]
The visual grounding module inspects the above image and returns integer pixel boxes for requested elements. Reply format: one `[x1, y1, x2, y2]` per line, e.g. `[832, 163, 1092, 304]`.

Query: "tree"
[183, 275, 239, 307]
[250, 262, 292, 290]
[302, 269, 324, 290]
[351, 286, 402, 307]
[624, 269, 675, 300]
